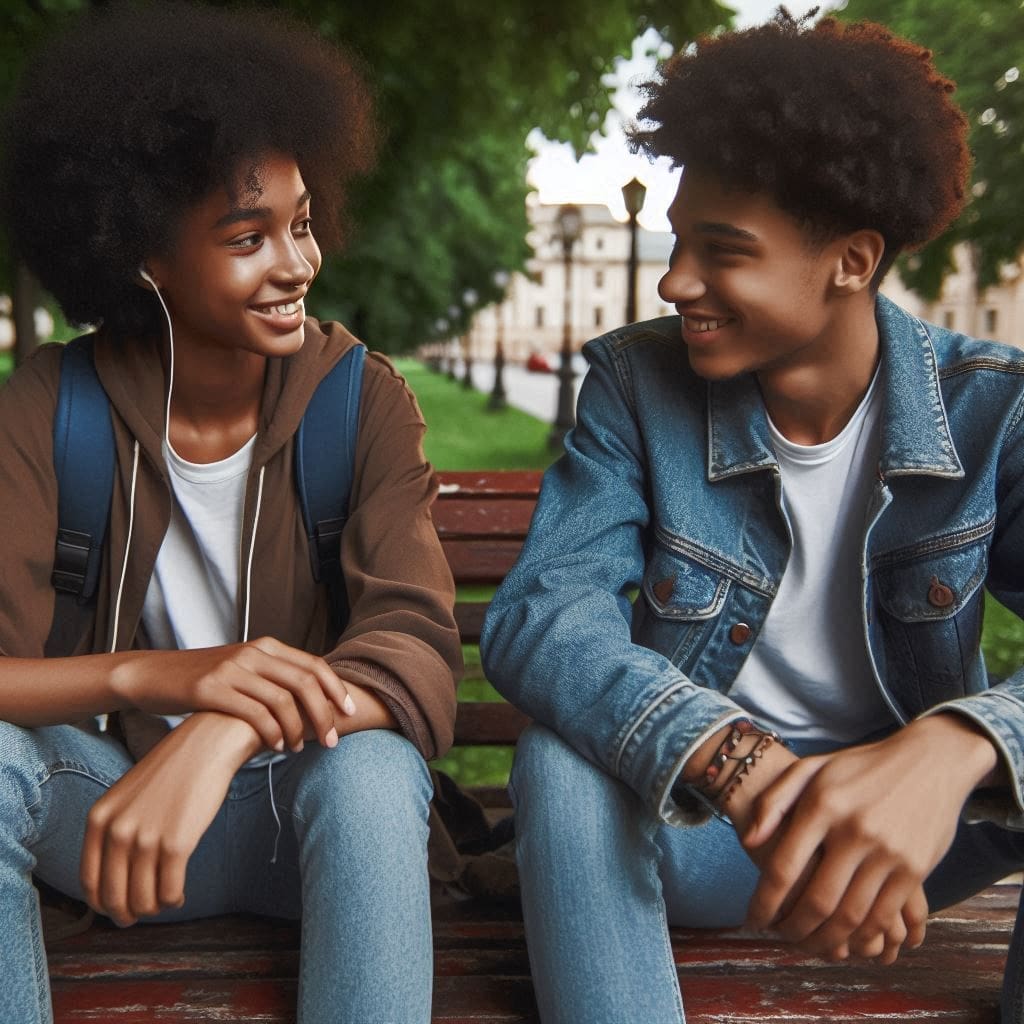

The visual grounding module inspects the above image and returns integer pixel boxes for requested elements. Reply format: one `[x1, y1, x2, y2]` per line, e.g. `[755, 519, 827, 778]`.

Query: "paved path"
[447, 356, 589, 424]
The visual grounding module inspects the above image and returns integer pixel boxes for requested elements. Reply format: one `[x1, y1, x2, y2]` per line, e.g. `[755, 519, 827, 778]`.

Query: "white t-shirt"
[142, 436, 282, 766]
[727, 371, 895, 742]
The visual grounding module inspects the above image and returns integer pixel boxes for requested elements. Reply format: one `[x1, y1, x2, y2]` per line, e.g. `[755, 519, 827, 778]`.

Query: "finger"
[774, 844, 863, 942]
[79, 803, 108, 912]
[237, 667, 309, 750]
[157, 837, 190, 911]
[903, 887, 929, 950]
[803, 857, 893, 958]
[247, 654, 339, 748]
[743, 757, 826, 848]
[847, 872, 913, 963]
[747, 816, 830, 929]
[208, 687, 287, 752]
[99, 820, 136, 927]
[250, 638, 354, 718]
[126, 831, 162, 920]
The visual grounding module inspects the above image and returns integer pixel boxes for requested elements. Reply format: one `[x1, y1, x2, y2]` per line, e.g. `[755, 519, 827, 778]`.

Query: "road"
[449, 354, 589, 424]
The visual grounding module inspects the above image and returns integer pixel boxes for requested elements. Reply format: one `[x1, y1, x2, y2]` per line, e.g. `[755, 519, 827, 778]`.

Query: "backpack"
[46, 334, 366, 654]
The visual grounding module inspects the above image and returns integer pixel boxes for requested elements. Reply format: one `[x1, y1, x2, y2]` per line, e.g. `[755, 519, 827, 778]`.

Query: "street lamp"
[622, 177, 646, 325]
[549, 204, 583, 450]
[447, 305, 460, 380]
[488, 270, 510, 411]
[461, 288, 478, 390]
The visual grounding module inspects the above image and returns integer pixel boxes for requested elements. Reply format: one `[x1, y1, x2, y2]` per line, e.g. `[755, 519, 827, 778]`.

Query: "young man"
[480, 13, 1024, 1023]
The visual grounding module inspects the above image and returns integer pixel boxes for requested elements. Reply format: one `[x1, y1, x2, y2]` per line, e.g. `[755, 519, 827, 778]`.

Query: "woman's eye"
[229, 233, 261, 249]
[294, 217, 313, 235]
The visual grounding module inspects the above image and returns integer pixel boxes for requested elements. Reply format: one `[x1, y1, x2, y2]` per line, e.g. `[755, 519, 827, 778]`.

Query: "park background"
[0, 0, 1022, 785]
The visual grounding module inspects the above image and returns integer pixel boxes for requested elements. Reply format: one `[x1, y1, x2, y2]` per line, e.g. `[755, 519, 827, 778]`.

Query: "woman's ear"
[831, 229, 886, 295]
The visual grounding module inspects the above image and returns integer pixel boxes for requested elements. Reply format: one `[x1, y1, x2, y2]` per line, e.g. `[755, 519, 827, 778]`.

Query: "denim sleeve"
[480, 339, 745, 825]
[923, 398, 1024, 830]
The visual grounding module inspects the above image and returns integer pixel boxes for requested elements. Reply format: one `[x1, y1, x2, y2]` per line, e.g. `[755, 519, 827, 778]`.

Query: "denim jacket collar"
[706, 294, 964, 483]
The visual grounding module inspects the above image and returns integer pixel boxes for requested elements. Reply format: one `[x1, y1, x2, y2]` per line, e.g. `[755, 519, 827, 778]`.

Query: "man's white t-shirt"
[727, 370, 896, 742]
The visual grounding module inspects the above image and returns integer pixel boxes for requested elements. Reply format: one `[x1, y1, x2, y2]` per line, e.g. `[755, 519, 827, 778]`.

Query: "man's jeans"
[511, 724, 1024, 1024]
[0, 721, 434, 1024]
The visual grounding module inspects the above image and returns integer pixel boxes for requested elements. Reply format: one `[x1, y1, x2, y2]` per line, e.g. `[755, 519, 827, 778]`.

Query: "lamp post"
[488, 270, 510, 411]
[447, 305, 460, 380]
[622, 177, 646, 325]
[461, 288, 478, 390]
[434, 318, 449, 373]
[549, 204, 583, 450]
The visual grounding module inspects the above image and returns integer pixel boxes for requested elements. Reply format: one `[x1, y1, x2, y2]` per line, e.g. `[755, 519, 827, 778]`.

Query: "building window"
[594, 307, 604, 328]
[595, 269, 604, 288]
[943, 310, 955, 329]
[536, 269, 544, 287]
[595, 235, 604, 251]
[985, 308, 999, 335]
[535, 307, 545, 328]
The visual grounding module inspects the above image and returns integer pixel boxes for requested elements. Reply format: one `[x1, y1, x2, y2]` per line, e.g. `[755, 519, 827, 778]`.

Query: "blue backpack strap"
[51, 335, 116, 603]
[294, 343, 366, 637]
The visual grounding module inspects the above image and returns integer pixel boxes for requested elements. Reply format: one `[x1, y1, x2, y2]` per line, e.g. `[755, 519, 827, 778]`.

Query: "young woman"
[482, 14, 1024, 1024]
[0, 4, 460, 1022]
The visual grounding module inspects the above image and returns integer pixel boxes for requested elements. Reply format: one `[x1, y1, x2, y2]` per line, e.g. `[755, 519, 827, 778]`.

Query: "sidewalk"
[449, 356, 588, 424]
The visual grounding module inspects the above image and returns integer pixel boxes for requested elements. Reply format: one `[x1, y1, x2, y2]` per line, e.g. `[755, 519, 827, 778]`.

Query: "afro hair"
[629, 11, 971, 277]
[2, 1, 377, 337]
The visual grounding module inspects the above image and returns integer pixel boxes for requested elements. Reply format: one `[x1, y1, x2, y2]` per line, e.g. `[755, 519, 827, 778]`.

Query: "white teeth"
[256, 300, 303, 316]
[684, 317, 729, 333]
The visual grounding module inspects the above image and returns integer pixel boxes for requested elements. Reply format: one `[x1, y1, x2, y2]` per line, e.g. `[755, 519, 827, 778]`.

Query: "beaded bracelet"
[697, 719, 782, 806]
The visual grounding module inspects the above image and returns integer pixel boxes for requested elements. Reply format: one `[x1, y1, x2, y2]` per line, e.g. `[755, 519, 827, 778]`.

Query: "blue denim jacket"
[481, 295, 1024, 829]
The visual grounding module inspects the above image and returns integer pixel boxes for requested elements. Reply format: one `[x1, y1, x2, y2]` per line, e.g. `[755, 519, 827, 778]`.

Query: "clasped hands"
[82, 638, 383, 927]
[727, 713, 999, 965]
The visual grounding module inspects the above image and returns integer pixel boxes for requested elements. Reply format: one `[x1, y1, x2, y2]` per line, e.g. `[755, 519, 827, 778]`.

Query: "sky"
[527, 0, 833, 231]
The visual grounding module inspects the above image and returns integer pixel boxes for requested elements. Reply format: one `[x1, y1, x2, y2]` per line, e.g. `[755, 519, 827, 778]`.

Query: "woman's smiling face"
[146, 153, 322, 359]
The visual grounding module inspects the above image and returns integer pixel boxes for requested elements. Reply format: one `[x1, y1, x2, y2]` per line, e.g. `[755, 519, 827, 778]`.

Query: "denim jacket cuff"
[920, 694, 1024, 830]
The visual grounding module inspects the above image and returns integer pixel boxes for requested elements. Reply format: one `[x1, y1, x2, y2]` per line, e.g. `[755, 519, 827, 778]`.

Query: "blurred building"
[441, 199, 1024, 363]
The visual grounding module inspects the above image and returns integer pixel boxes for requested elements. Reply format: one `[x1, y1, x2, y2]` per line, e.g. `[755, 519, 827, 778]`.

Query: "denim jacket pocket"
[872, 533, 989, 714]
[634, 542, 730, 668]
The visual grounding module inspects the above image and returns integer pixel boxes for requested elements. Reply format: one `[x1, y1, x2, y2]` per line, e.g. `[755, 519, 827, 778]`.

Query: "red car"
[526, 351, 554, 373]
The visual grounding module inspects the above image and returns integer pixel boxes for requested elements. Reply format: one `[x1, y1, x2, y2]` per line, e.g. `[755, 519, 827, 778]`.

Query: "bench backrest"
[434, 470, 540, 746]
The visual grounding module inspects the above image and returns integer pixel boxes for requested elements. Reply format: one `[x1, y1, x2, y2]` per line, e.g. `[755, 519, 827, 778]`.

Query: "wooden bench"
[47, 470, 1019, 1022]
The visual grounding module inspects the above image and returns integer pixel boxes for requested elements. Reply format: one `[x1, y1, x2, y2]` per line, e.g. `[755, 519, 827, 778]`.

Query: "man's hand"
[110, 637, 356, 752]
[80, 711, 262, 926]
[740, 714, 1000, 964]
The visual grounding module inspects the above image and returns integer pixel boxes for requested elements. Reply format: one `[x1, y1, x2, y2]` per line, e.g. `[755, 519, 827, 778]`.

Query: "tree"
[839, 0, 1024, 298]
[0, 0, 730, 356]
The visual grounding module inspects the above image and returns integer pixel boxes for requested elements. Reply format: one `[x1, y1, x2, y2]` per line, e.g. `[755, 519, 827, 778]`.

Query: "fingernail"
[344, 695, 356, 715]
[274, 738, 285, 752]
[326, 727, 338, 748]
[293, 740, 305, 753]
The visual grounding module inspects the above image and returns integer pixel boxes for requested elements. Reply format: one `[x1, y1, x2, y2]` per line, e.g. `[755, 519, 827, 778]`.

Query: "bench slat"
[443, 540, 524, 584]
[433, 499, 535, 538]
[437, 471, 542, 499]
[453, 702, 529, 746]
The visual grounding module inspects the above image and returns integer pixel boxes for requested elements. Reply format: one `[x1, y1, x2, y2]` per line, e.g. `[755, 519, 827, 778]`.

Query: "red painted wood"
[442, 540, 524, 583]
[453, 602, 488, 642]
[436, 472, 542, 499]
[453, 703, 530, 746]
[433, 500, 536, 539]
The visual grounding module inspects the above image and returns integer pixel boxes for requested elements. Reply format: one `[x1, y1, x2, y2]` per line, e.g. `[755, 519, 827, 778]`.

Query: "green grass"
[395, 359, 557, 472]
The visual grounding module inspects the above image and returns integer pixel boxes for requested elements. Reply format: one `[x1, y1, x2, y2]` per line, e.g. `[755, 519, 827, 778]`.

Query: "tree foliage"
[839, 0, 1024, 298]
[0, 0, 729, 352]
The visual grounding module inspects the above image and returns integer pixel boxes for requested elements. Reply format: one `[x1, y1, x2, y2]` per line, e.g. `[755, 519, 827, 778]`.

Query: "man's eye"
[229, 234, 261, 249]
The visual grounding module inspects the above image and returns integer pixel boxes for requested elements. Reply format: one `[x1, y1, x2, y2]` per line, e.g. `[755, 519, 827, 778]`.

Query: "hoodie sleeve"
[0, 344, 64, 658]
[325, 353, 461, 760]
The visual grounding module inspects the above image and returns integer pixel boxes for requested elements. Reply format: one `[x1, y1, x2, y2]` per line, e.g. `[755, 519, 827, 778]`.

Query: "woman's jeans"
[511, 724, 1024, 1024]
[0, 721, 433, 1024]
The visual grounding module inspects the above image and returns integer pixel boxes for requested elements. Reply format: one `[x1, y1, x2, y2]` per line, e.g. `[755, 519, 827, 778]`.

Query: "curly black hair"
[2, 1, 377, 336]
[629, 11, 970, 280]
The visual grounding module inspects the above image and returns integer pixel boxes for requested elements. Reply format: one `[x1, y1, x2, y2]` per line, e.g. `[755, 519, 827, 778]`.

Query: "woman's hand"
[740, 714, 1000, 964]
[110, 637, 355, 752]
[80, 711, 262, 926]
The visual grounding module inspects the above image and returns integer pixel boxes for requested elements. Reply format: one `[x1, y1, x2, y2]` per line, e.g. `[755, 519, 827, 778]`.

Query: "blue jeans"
[0, 721, 434, 1024]
[511, 724, 1024, 1024]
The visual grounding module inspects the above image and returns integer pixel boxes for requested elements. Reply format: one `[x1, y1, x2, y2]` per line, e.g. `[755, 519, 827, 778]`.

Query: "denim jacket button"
[729, 622, 752, 644]
[927, 577, 955, 609]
